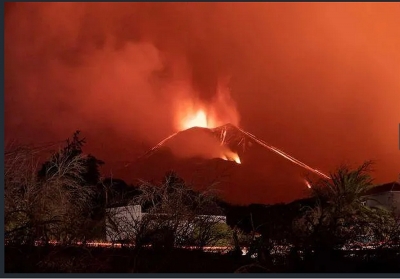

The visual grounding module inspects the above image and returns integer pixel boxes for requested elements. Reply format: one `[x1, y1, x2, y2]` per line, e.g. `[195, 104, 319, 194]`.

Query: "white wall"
[105, 205, 142, 242]
[105, 205, 227, 243]
[366, 192, 400, 216]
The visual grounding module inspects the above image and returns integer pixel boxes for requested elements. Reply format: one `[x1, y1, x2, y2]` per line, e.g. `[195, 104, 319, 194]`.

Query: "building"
[105, 205, 227, 243]
[106, 205, 142, 243]
[364, 181, 400, 216]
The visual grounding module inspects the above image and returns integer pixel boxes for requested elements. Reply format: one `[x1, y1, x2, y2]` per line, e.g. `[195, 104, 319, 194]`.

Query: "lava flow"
[233, 126, 330, 179]
[221, 150, 241, 164]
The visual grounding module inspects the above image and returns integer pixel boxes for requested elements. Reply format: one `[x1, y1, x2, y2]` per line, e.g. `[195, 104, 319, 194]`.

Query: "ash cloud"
[5, 3, 400, 187]
[5, 2, 244, 159]
[5, 3, 192, 145]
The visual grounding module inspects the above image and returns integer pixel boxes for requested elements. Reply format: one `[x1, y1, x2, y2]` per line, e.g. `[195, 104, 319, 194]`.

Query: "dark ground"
[5, 245, 253, 273]
[5, 245, 400, 273]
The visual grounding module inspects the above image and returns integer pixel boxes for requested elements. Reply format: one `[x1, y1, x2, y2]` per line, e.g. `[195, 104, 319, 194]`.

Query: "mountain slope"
[114, 124, 327, 205]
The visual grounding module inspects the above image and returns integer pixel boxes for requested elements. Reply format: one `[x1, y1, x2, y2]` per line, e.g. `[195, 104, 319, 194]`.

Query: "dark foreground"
[5, 245, 252, 273]
[5, 245, 400, 273]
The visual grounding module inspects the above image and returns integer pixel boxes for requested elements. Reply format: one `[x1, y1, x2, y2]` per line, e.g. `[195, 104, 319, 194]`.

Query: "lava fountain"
[179, 109, 212, 130]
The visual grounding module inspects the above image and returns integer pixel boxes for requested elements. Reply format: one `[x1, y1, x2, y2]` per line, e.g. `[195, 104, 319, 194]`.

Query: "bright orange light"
[232, 153, 241, 164]
[176, 104, 221, 131]
[172, 81, 242, 164]
[180, 109, 209, 130]
[305, 180, 312, 189]
[173, 79, 240, 132]
[223, 150, 241, 164]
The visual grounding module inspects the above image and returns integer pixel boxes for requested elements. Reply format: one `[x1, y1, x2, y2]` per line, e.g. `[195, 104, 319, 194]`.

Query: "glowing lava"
[174, 79, 240, 131]
[233, 155, 241, 164]
[180, 109, 210, 130]
[223, 151, 241, 164]
[176, 104, 222, 131]
[170, 101, 241, 164]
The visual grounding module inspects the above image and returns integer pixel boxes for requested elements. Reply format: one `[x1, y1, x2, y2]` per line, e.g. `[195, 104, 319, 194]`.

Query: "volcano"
[114, 124, 328, 205]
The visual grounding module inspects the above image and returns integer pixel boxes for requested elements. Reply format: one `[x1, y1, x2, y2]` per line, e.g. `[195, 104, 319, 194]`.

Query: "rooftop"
[365, 181, 400, 195]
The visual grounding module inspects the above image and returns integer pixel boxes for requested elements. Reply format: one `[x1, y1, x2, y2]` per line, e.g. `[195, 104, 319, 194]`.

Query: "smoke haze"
[5, 3, 400, 198]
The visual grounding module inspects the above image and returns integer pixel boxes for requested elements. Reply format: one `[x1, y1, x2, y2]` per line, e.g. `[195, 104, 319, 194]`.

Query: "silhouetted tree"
[4, 138, 97, 245]
[38, 131, 104, 186]
[106, 172, 230, 259]
[293, 161, 397, 271]
[253, 203, 302, 266]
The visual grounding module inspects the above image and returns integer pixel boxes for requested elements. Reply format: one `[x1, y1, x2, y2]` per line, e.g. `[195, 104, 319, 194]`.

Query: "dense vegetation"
[4, 132, 400, 273]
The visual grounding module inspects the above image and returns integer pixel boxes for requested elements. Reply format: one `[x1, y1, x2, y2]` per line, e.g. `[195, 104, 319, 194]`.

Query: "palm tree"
[295, 161, 396, 269]
[310, 161, 375, 222]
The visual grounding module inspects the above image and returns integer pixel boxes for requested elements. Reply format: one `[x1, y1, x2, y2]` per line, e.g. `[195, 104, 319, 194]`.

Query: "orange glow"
[5, 2, 400, 205]
[305, 180, 312, 189]
[221, 150, 241, 164]
[179, 109, 213, 130]
[233, 155, 241, 164]
[175, 102, 229, 131]
[174, 94, 242, 164]
[174, 78, 240, 131]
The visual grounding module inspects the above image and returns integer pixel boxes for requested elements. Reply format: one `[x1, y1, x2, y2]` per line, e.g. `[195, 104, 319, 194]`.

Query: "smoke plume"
[5, 3, 400, 189]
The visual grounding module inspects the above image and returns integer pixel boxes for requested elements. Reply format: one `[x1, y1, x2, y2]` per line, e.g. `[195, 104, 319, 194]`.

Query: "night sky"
[5, 3, 400, 202]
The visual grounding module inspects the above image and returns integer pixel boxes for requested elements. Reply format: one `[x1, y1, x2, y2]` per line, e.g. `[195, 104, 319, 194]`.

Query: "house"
[105, 205, 142, 243]
[364, 181, 400, 216]
[105, 204, 227, 243]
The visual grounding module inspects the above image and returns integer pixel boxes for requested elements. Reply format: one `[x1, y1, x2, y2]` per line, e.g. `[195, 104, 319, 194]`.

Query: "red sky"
[5, 3, 400, 197]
